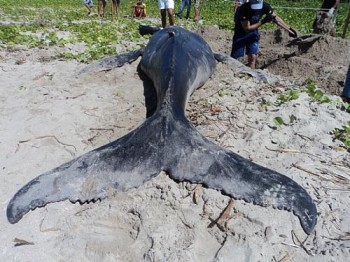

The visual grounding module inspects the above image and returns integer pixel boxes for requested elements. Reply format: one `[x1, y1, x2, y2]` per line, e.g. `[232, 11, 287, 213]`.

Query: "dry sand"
[1, 26, 350, 261]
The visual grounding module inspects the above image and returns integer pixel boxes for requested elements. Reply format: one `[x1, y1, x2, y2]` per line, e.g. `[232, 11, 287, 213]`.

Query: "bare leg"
[116, 3, 120, 17]
[194, 7, 200, 21]
[84, 4, 93, 14]
[103, 0, 106, 17]
[168, 9, 175, 26]
[98, 0, 106, 17]
[248, 54, 257, 69]
[161, 9, 167, 28]
[110, 0, 115, 21]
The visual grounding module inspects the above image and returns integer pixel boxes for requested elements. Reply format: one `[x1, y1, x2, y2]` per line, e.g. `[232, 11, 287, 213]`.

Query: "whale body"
[7, 26, 317, 234]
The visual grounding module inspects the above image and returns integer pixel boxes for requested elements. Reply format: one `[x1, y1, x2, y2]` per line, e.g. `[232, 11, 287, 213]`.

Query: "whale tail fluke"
[7, 109, 317, 234]
[7, 113, 163, 224]
[161, 115, 317, 234]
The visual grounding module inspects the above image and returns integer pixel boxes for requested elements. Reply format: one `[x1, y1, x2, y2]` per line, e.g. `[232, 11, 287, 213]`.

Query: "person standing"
[83, 0, 96, 16]
[231, 0, 297, 69]
[342, 65, 350, 103]
[320, 0, 340, 18]
[176, 0, 191, 19]
[313, 0, 340, 36]
[111, 0, 121, 19]
[97, 0, 106, 17]
[158, 0, 175, 28]
[193, 0, 200, 21]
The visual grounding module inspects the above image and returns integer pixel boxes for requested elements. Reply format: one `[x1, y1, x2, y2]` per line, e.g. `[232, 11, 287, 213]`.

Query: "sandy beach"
[1, 26, 350, 261]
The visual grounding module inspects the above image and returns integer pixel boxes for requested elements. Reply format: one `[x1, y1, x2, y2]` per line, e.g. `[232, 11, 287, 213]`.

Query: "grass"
[1, 0, 349, 148]
[0, 0, 349, 60]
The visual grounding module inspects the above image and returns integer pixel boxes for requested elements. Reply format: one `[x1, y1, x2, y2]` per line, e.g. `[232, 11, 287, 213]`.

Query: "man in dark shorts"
[320, 0, 339, 16]
[231, 0, 296, 69]
[342, 65, 350, 103]
[312, 0, 340, 36]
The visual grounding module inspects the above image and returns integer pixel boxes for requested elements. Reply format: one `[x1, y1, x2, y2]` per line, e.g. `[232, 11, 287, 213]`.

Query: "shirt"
[321, 0, 338, 10]
[234, 2, 273, 36]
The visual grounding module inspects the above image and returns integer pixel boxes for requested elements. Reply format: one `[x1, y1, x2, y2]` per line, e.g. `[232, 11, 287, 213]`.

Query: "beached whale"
[7, 26, 317, 234]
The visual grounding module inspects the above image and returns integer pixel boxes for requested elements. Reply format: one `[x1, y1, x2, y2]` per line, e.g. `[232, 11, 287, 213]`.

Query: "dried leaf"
[14, 238, 34, 247]
[192, 184, 202, 204]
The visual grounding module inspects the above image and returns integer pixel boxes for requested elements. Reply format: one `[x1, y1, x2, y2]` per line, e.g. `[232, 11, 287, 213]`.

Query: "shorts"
[83, 0, 93, 8]
[231, 31, 260, 59]
[158, 0, 174, 9]
[343, 65, 350, 98]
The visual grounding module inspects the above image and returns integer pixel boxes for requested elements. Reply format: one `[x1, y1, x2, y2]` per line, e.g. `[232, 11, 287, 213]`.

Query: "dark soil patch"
[198, 26, 350, 96]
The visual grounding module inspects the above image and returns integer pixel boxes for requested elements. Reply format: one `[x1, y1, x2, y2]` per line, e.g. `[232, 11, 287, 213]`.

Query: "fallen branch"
[266, 146, 301, 153]
[322, 232, 350, 241]
[18, 135, 77, 152]
[316, 167, 350, 184]
[280, 242, 299, 248]
[293, 164, 350, 189]
[65, 93, 86, 99]
[266, 146, 318, 158]
[291, 230, 315, 256]
[292, 163, 330, 181]
[89, 128, 115, 133]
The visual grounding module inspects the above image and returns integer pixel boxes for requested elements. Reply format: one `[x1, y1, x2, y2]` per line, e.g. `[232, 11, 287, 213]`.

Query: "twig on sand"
[321, 186, 350, 193]
[293, 164, 350, 190]
[265, 146, 301, 153]
[291, 163, 329, 181]
[17, 135, 77, 152]
[214, 233, 228, 259]
[291, 230, 315, 256]
[280, 242, 299, 248]
[265, 146, 318, 158]
[316, 167, 350, 184]
[89, 128, 114, 132]
[65, 93, 86, 99]
[322, 232, 350, 241]
[273, 252, 295, 262]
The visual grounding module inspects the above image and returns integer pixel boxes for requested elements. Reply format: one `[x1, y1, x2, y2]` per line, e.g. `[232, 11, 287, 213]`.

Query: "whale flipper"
[7, 115, 163, 224]
[78, 48, 143, 75]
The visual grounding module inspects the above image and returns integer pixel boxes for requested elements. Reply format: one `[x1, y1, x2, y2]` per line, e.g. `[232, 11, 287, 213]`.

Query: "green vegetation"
[277, 89, 300, 103]
[0, 0, 150, 61]
[272, 114, 297, 127]
[273, 116, 285, 127]
[342, 101, 350, 113]
[305, 78, 331, 103]
[1, 0, 348, 148]
[0, 0, 349, 62]
[218, 88, 234, 97]
[332, 121, 350, 150]
[302, 78, 350, 114]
